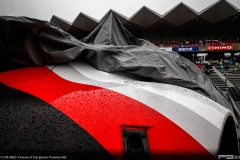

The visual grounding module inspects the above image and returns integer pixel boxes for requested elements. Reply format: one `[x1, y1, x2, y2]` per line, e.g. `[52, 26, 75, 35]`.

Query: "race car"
[0, 13, 239, 159]
[0, 58, 239, 160]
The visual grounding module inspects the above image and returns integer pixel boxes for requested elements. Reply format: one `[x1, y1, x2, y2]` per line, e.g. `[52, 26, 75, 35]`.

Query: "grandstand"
[50, 0, 240, 46]
[50, 0, 240, 91]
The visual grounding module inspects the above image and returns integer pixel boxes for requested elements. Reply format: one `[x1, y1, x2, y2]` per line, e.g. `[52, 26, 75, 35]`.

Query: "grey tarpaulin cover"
[0, 12, 240, 132]
[227, 87, 240, 112]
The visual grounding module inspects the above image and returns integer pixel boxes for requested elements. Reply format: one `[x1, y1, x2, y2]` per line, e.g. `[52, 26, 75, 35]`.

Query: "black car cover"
[0, 13, 240, 131]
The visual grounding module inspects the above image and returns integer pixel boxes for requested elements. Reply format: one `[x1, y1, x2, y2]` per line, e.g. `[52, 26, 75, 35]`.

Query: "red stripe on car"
[0, 67, 214, 160]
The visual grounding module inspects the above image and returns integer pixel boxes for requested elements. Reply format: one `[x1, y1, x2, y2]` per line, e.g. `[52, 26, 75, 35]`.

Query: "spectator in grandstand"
[220, 58, 223, 65]
[209, 65, 214, 73]
[205, 55, 208, 61]
[204, 64, 211, 75]
[180, 40, 185, 47]
[233, 57, 236, 65]
[197, 64, 202, 69]
[220, 64, 224, 69]
[224, 64, 230, 70]
[202, 38, 206, 46]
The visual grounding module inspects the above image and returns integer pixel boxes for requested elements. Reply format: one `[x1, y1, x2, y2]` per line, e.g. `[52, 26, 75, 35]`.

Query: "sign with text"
[207, 44, 233, 51]
[172, 47, 199, 52]
[159, 47, 172, 51]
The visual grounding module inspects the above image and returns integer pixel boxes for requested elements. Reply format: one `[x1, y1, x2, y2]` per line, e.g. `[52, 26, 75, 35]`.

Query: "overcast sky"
[0, 0, 239, 22]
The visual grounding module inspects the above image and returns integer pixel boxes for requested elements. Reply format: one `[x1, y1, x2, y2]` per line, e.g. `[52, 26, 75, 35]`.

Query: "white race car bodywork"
[47, 59, 238, 157]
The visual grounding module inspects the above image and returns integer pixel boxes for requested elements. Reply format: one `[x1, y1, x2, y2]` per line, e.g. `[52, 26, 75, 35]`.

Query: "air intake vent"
[122, 129, 151, 160]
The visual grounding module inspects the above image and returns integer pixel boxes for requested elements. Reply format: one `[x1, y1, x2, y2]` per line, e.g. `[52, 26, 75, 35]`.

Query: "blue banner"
[172, 47, 199, 52]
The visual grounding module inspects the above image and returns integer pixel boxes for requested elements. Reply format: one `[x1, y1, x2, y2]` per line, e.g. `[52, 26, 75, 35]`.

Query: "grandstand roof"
[50, 0, 240, 37]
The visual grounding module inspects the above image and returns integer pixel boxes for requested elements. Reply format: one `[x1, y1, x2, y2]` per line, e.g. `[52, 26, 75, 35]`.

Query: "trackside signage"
[172, 47, 199, 52]
[159, 47, 172, 51]
[207, 44, 233, 51]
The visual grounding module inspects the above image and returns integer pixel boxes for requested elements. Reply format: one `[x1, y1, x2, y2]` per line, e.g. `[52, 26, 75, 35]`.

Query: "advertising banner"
[207, 44, 233, 51]
[159, 47, 172, 51]
[172, 47, 199, 52]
